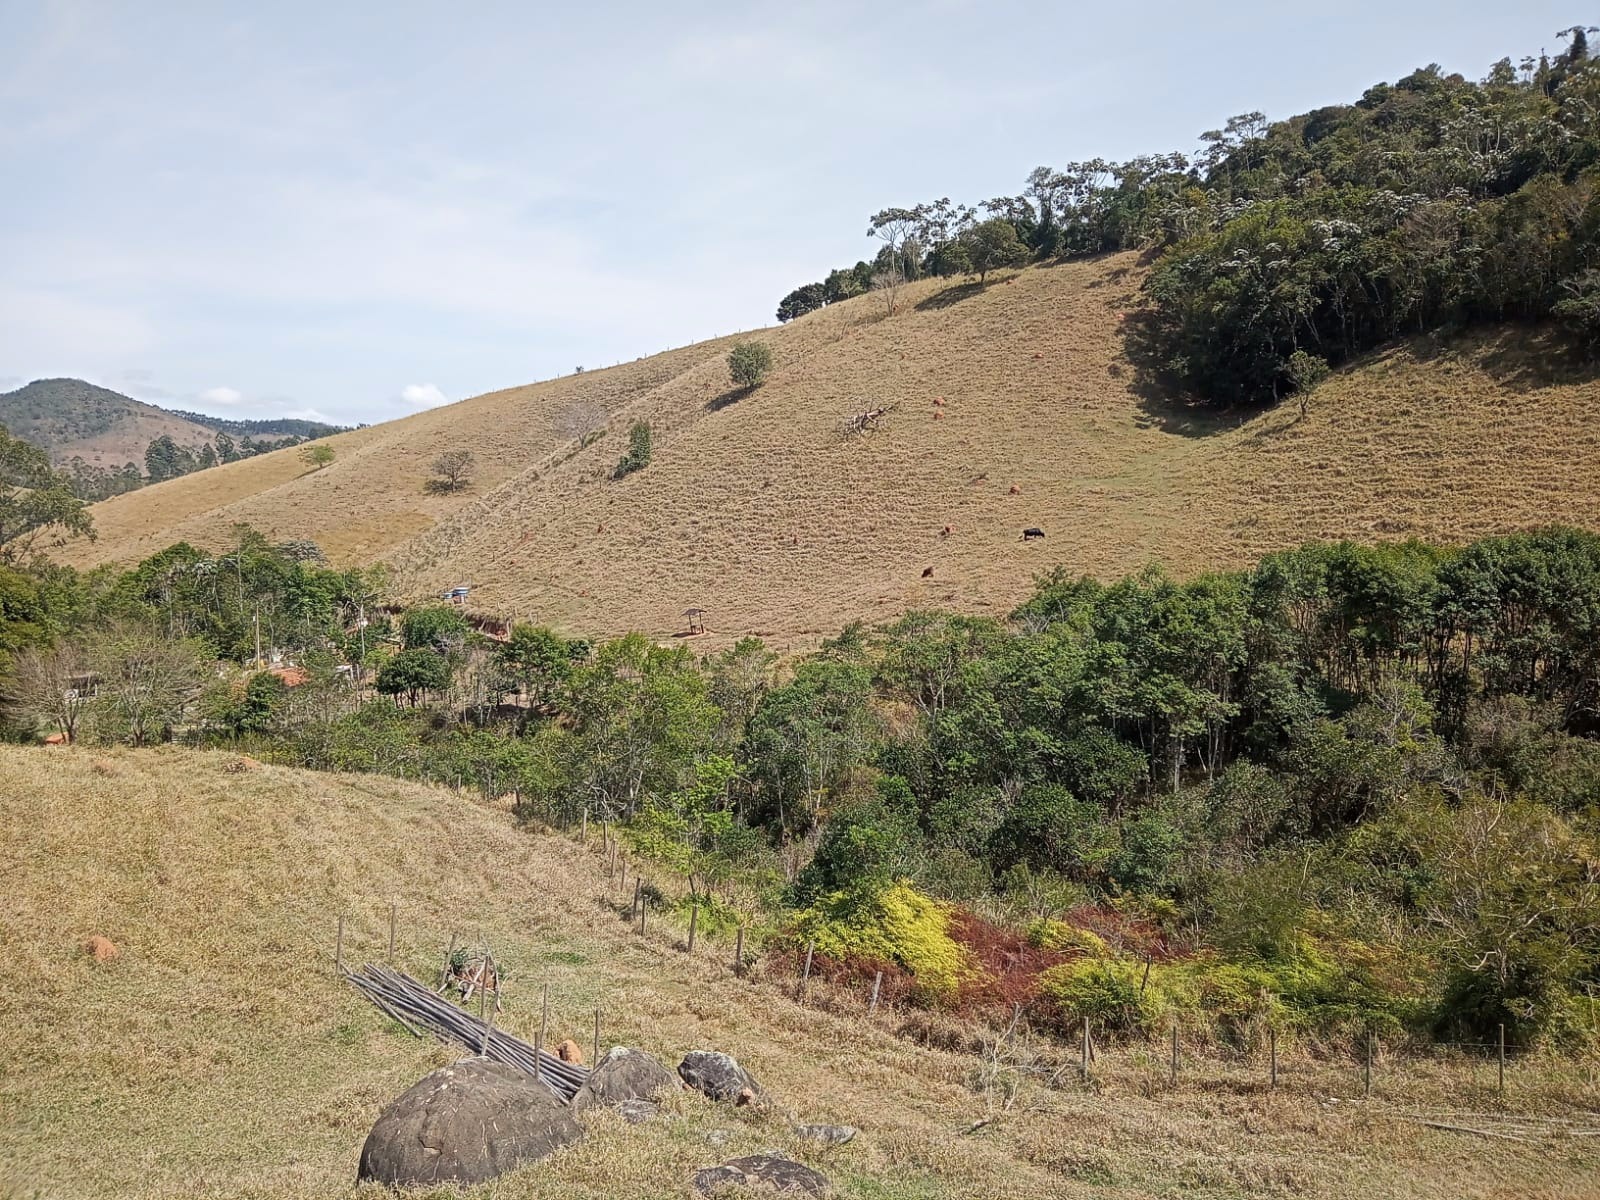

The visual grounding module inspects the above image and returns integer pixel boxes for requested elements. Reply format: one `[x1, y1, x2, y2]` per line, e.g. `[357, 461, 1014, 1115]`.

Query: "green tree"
[958, 217, 1029, 283]
[496, 623, 573, 707]
[776, 283, 826, 322]
[612, 421, 653, 479]
[301, 443, 335, 471]
[0, 427, 94, 562]
[557, 632, 719, 820]
[375, 647, 452, 706]
[727, 341, 775, 389]
[401, 604, 470, 654]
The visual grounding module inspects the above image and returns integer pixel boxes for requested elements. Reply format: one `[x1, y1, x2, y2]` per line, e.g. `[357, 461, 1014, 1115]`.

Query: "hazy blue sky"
[0, 2, 1581, 425]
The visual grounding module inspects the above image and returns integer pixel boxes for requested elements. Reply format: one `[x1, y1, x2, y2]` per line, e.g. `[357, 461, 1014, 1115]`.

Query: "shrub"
[792, 881, 975, 1003]
[727, 341, 774, 390]
[1039, 958, 1158, 1033]
[612, 421, 652, 479]
[1285, 350, 1331, 394]
[1026, 919, 1109, 957]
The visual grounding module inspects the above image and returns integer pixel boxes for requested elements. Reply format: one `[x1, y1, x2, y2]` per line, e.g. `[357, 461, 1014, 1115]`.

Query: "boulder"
[572, 1046, 678, 1113]
[679, 1050, 763, 1104]
[793, 1124, 856, 1147]
[357, 1058, 581, 1188]
[693, 1154, 831, 1196]
[83, 936, 119, 963]
[616, 1099, 657, 1125]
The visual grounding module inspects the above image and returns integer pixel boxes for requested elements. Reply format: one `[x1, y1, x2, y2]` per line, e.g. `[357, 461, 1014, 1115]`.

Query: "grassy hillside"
[61, 258, 1600, 646]
[2, 745, 1595, 1200]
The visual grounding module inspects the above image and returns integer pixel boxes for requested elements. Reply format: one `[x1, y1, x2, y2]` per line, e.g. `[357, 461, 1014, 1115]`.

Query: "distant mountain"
[0, 378, 218, 468]
[0, 378, 347, 469]
[168, 411, 347, 440]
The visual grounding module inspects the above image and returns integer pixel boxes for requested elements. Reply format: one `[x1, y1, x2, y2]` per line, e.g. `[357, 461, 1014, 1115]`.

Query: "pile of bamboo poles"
[343, 963, 590, 1103]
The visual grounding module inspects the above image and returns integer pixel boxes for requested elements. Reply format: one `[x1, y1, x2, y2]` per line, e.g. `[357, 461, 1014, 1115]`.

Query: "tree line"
[779, 30, 1600, 405]
[2, 520, 1597, 1047]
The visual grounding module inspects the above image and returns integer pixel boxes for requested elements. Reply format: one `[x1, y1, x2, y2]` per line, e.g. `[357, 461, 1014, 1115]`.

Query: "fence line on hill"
[326, 821, 1586, 1119]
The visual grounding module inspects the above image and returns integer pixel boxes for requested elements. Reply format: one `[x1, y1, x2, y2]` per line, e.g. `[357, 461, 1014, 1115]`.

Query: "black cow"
[1022, 527, 1046, 541]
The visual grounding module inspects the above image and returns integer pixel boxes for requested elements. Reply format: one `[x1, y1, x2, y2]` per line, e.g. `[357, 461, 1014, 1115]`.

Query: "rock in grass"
[358, 1058, 581, 1187]
[572, 1046, 678, 1112]
[693, 1154, 832, 1195]
[679, 1049, 762, 1104]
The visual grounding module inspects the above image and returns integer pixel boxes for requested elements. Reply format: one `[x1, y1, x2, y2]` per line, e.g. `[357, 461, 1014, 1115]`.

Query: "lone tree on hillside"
[727, 341, 774, 390]
[553, 397, 607, 445]
[301, 443, 335, 471]
[428, 449, 476, 493]
[613, 421, 652, 479]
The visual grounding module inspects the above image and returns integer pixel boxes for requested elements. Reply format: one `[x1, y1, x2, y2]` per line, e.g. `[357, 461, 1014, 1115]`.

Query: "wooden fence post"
[1364, 1032, 1373, 1098]
[478, 978, 490, 1058]
[1170, 1023, 1179, 1088]
[631, 879, 641, 923]
[799, 940, 815, 996]
[1270, 1027, 1278, 1090]
[869, 970, 882, 1015]
[1080, 1019, 1091, 1082]
[1498, 1024, 1506, 1092]
[734, 927, 745, 976]
[593, 1005, 601, 1066]
[536, 982, 549, 1079]
[387, 903, 396, 964]
[686, 904, 699, 954]
[581, 810, 588, 846]
[335, 914, 345, 975]
[440, 932, 457, 989]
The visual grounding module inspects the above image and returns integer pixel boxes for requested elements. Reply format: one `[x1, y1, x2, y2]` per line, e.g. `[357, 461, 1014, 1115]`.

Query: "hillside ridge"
[61, 258, 1600, 647]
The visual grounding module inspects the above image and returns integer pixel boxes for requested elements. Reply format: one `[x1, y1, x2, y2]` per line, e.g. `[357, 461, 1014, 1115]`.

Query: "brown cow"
[921, 566, 934, 578]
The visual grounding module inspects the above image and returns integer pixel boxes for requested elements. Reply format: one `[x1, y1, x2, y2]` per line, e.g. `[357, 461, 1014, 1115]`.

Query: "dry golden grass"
[62, 259, 1600, 649]
[2, 745, 1597, 1200]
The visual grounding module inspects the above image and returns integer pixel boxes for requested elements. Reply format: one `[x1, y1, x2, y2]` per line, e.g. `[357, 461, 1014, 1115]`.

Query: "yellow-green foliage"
[1040, 958, 1160, 1032]
[793, 881, 974, 1002]
[1041, 940, 1418, 1041]
[1026, 918, 1110, 958]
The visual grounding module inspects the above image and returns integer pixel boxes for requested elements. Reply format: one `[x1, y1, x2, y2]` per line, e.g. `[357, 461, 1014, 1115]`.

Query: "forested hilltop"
[781, 29, 1600, 404]
[3, 523, 1597, 1053]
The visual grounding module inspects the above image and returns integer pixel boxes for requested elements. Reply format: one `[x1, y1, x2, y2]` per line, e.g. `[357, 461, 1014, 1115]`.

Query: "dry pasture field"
[60, 259, 1600, 650]
[2, 746, 1597, 1200]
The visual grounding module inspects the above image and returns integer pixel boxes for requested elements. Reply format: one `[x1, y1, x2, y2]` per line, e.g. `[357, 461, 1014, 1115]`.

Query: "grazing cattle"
[1022, 527, 1046, 541]
[1008, 484, 1022, 495]
[921, 566, 934, 578]
[940, 525, 954, 538]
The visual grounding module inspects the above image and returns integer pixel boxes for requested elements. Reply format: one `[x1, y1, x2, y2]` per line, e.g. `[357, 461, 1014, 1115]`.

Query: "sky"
[0, 1, 1583, 426]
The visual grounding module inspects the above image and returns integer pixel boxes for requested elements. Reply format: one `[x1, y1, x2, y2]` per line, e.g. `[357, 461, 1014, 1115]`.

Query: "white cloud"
[201, 385, 243, 405]
[400, 383, 449, 409]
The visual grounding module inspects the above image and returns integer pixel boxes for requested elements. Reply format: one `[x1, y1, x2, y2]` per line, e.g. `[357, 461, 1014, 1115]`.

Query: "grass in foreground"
[1, 746, 1597, 1199]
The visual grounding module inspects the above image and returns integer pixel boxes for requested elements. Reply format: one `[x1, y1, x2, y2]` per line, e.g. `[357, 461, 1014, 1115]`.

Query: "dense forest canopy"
[780, 30, 1600, 404]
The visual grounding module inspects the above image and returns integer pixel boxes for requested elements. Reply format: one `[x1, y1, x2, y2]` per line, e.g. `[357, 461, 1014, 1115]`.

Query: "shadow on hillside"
[915, 282, 987, 311]
[706, 385, 755, 412]
[1475, 324, 1600, 391]
[1118, 307, 1256, 438]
